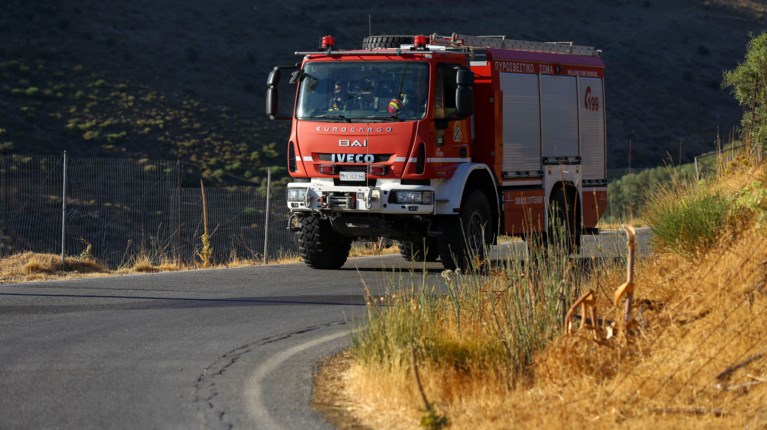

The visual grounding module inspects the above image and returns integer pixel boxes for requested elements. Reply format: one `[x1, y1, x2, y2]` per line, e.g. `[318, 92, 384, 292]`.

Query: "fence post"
[175, 160, 182, 266]
[61, 151, 67, 265]
[263, 168, 271, 265]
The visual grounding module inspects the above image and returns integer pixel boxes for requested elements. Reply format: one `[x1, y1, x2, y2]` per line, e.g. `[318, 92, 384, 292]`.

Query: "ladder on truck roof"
[429, 33, 599, 57]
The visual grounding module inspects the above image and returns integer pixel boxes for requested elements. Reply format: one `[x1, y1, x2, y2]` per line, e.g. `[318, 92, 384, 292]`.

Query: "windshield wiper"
[313, 114, 352, 123]
[360, 115, 402, 122]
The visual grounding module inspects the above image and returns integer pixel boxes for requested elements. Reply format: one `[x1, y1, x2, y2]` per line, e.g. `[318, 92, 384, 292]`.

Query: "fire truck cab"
[266, 34, 607, 270]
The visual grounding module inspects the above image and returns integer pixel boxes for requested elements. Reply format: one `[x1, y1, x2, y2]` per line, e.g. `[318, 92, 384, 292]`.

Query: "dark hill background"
[2, 0, 765, 185]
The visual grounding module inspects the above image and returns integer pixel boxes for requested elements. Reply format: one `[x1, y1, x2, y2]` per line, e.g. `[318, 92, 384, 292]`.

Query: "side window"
[436, 64, 458, 119]
[435, 67, 444, 118]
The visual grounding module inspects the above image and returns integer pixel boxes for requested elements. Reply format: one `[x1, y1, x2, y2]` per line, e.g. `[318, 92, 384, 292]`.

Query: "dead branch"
[614, 225, 637, 328]
[564, 289, 599, 339]
[651, 407, 725, 417]
[716, 352, 766, 382]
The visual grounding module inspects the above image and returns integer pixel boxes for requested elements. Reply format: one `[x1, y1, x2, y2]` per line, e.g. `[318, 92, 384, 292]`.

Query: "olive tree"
[723, 32, 767, 147]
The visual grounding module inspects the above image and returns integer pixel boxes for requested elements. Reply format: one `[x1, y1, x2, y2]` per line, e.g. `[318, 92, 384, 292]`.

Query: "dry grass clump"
[0, 252, 109, 283]
[129, 255, 162, 273]
[116, 254, 183, 273]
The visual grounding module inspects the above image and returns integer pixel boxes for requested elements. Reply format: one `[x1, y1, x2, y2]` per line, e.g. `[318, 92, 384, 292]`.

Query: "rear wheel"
[296, 215, 351, 269]
[439, 190, 491, 271]
[548, 188, 581, 252]
[399, 238, 440, 262]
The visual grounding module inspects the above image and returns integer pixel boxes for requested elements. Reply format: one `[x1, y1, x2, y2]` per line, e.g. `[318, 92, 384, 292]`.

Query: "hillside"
[1, 0, 765, 184]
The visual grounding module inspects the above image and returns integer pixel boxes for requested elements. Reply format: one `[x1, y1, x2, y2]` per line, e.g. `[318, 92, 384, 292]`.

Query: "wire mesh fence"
[0, 155, 64, 257]
[694, 143, 748, 180]
[0, 154, 296, 268]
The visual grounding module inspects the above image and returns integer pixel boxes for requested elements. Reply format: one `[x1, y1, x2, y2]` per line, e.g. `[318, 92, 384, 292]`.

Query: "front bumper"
[286, 178, 435, 215]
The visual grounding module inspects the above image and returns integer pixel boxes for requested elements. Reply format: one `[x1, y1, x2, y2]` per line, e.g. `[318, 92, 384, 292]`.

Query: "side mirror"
[455, 68, 474, 118]
[266, 68, 281, 119]
[266, 66, 298, 120]
[267, 68, 281, 86]
[457, 68, 474, 86]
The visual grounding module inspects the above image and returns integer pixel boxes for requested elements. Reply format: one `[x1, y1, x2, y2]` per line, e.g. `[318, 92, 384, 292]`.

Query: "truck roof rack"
[429, 33, 599, 57]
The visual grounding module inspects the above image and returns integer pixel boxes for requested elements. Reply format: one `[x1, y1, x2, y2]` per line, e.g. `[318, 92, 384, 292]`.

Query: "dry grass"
[114, 255, 185, 274]
[0, 252, 110, 283]
[350, 239, 400, 257]
[326, 229, 767, 428]
[322, 165, 767, 429]
[0, 251, 240, 283]
[0, 238, 401, 284]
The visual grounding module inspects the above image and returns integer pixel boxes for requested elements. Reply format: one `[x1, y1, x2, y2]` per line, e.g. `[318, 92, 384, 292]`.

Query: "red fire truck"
[266, 33, 607, 270]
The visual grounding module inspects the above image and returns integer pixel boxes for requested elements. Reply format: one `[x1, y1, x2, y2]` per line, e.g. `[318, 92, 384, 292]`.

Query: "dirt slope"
[1, 0, 765, 181]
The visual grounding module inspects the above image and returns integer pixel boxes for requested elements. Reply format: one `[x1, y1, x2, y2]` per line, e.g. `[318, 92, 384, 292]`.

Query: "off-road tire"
[399, 238, 440, 262]
[362, 35, 414, 50]
[439, 190, 491, 271]
[548, 188, 581, 252]
[296, 215, 351, 269]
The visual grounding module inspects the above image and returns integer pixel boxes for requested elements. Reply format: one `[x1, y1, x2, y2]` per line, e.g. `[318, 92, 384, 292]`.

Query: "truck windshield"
[296, 61, 429, 122]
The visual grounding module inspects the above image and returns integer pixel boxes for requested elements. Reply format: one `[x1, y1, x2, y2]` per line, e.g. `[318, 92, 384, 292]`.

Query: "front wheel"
[439, 190, 491, 271]
[296, 215, 351, 269]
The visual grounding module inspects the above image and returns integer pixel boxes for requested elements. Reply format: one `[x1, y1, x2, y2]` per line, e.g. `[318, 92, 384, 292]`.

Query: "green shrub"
[606, 163, 696, 223]
[735, 177, 767, 229]
[645, 181, 735, 257]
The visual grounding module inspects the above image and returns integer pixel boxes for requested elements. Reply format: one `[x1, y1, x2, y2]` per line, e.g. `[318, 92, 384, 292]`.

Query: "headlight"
[392, 190, 434, 204]
[287, 188, 308, 202]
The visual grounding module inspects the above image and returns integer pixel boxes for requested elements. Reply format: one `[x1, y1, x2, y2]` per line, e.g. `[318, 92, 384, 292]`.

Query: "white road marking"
[244, 330, 350, 430]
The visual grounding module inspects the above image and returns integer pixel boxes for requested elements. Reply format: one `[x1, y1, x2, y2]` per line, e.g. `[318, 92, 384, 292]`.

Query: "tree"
[723, 32, 767, 148]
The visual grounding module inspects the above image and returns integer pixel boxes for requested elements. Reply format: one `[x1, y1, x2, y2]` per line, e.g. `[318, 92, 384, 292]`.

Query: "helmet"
[387, 98, 402, 116]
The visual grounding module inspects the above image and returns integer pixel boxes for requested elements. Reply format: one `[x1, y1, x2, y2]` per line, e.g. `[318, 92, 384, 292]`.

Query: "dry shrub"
[0, 252, 108, 283]
[155, 260, 181, 271]
[117, 255, 183, 274]
[130, 255, 158, 273]
[24, 253, 106, 275]
[22, 255, 61, 274]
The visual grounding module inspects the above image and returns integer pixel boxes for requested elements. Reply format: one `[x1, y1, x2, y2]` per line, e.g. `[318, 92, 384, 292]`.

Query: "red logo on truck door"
[584, 86, 599, 112]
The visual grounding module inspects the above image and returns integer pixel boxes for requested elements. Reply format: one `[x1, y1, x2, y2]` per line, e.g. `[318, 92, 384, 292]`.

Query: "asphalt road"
[0, 228, 650, 429]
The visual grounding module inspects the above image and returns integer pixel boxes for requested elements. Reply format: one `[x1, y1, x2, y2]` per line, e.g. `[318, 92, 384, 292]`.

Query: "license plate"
[340, 171, 365, 181]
